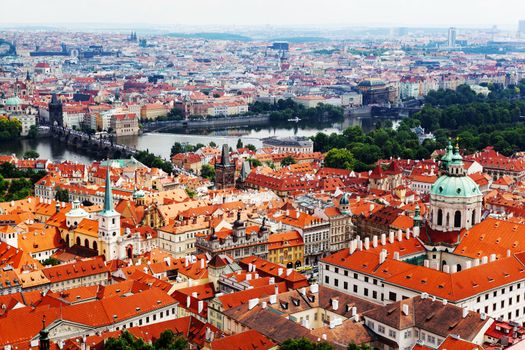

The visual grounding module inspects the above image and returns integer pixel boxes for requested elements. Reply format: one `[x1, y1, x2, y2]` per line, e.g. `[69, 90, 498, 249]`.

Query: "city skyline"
[2, 0, 525, 30]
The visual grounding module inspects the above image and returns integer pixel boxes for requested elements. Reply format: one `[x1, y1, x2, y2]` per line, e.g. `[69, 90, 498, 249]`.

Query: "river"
[0, 116, 399, 163]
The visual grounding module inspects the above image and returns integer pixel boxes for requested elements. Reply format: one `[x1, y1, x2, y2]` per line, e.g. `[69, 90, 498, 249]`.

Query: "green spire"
[440, 140, 454, 170]
[414, 205, 421, 227]
[103, 163, 114, 213]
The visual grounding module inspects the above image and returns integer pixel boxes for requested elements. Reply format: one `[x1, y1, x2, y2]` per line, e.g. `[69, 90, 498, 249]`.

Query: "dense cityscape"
[3, 3, 525, 350]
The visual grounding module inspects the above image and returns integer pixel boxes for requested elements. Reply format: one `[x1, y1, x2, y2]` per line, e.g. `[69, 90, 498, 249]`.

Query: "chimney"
[248, 298, 259, 310]
[357, 240, 363, 251]
[402, 304, 409, 316]
[349, 240, 356, 255]
[192, 292, 198, 298]
[507, 249, 512, 258]
[262, 301, 267, 309]
[443, 265, 450, 273]
[310, 283, 319, 293]
[364, 237, 370, 250]
[200, 258, 205, 269]
[274, 284, 279, 296]
[198, 300, 204, 313]
[462, 308, 469, 318]
[423, 259, 430, 268]
[393, 251, 400, 260]
[489, 254, 496, 262]
[277, 268, 283, 276]
[406, 230, 411, 240]
[473, 258, 480, 267]
[421, 292, 428, 299]
[388, 231, 395, 244]
[370, 204, 374, 212]
[481, 256, 488, 264]
[300, 287, 306, 296]
[379, 250, 387, 264]
[269, 294, 277, 304]
[372, 235, 378, 248]
[286, 268, 293, 276]
[331, 298, 339, 311]
[246, 274, 252, 281]
[351, 306, 357, 316]
[381, 233, 386, 246]
[186, 296, 191, 308]
[397, 229, 403, 242]
[322, 334, 327, 341]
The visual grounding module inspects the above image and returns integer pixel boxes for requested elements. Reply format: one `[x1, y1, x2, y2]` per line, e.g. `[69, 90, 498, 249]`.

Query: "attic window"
[426, 313, 435, 321]
[135, 307, 141, 311]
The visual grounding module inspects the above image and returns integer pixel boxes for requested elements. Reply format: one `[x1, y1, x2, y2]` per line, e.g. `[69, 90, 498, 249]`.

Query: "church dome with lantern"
[428, 141, 483, 235]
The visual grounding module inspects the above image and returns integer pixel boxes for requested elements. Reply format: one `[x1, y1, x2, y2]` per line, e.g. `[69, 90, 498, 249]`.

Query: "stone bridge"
[51, 127, 137, 159]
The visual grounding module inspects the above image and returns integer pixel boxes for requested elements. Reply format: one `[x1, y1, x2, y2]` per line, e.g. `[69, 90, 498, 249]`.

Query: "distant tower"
[447, 27, 457, 48]
[48, 93, 63, 127]
[338, 193, 351, 215]
[519, 20, 525, 38]
[214, 144, 236, 189]
[98, 164, 121, 260]
[39, 316, 50, 350]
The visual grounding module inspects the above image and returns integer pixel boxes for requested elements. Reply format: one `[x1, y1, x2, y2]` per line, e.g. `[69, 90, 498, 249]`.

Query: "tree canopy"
[104, 330, 188, 350]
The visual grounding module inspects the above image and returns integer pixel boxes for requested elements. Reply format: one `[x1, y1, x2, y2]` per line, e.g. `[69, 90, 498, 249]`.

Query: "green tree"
[41, 257, 61, 266]
[55, 187, 70, 203]
[281, 156, 296, 167]
[279, 338, 333, 350]
[200, 164, 215, 180]
[153, 330, 188, 350]
[209, 141, 217, 148]
[245, 144, 257, 152]
[324, 148, 356, 170]
[23, 150, 40, 159]
[248, 158, 262, 167]
[185, 188, 196, 199]
[236, 138, 244, 149]
[171, 142, 185, 156]
[348, 342, 372, 350]
[27, 125, 38, 139]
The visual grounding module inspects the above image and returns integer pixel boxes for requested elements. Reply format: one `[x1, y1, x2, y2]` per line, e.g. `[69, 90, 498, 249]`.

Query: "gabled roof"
[364, 296, 489, 339]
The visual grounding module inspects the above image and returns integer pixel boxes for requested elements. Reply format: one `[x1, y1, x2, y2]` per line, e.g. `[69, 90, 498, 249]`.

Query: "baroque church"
[59, 165, 156, 260]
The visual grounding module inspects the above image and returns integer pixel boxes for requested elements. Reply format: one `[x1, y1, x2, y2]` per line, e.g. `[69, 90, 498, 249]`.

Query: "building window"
[389, 292, 397, 301]
[325, 276, 329, 284]
[378, 325, 385, 334]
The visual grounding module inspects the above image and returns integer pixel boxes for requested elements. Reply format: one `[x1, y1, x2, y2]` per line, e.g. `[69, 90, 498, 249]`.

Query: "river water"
[0, 117, 396, 163]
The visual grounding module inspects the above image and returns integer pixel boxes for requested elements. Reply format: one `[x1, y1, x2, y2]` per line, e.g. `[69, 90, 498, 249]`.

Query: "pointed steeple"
[103, 162, 114, 213]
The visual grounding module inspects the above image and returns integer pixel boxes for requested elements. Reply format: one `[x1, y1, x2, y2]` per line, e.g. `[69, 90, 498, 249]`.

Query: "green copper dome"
[340, 193, 350, 205]
[430, 175, 482, 198]
[133, 189, 145, 199]
[5, 96, 21, 106]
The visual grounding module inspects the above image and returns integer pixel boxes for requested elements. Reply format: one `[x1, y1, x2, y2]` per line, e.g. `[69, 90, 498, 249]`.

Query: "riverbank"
[142, 114, 270, 132]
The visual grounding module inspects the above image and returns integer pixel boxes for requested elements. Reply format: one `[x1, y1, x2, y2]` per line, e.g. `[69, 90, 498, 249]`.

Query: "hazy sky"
[3, 0, 525, 29]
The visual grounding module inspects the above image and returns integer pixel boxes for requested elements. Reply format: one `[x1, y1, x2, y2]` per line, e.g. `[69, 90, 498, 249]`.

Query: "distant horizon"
[1, 0, 524, 31]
